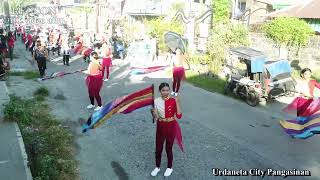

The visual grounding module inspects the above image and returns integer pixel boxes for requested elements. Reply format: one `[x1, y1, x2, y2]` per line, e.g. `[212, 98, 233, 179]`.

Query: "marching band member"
[151, 82, 184, 177]
[171, 49, 185, 97]
[84, 52, 104, 111]
[101, 47, 112, 81]
[292, 68, 320, 117]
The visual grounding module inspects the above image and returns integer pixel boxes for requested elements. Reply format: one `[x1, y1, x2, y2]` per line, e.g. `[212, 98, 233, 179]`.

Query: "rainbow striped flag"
[82, 85, 154, 133]
[280, 97, 320, 138]
[130, 66, 167, 75]
[280, 115, 320, 139]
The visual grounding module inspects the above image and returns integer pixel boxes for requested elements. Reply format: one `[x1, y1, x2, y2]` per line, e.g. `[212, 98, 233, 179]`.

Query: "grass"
[10, 71, 39, 80]
[3, 94, 77, 180]
[185, 70, 226, 94]
[34, 87, 49, 97]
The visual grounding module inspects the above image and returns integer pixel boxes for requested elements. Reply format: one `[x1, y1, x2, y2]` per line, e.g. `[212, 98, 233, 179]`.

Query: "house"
[266, 0, 320, 33]
[233, 0, 301, 24]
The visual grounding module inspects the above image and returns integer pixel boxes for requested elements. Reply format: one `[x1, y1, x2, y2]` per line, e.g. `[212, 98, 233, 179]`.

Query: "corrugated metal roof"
[267, 0, 320, 19]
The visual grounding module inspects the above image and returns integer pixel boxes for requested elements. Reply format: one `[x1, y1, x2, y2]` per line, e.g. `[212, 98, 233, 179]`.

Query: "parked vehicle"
[112, 40, 126, 60]
[224, 47, 296, 106]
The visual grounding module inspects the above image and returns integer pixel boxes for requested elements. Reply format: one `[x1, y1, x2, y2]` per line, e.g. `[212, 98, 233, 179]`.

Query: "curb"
[14, 123, 33, 180]
[2, 80, 33, 180]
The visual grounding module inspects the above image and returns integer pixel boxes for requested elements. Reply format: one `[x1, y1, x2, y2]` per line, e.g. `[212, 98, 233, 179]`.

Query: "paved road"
[7, 41, 320, 180]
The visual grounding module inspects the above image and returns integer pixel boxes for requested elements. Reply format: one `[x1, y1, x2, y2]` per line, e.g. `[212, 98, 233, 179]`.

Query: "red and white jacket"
[154, 97, 182, 119]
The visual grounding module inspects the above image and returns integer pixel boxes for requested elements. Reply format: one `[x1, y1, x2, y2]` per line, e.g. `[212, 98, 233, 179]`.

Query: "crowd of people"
[2, 21, 188, 177]
[0, 28, 15, 81]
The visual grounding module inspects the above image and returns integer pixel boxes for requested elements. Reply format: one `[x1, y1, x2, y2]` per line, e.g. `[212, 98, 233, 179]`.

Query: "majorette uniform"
[86, 59, 103, 107]
[154, 97, 183, 169]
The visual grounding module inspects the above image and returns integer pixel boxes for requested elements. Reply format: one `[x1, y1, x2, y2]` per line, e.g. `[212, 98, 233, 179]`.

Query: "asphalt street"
[6, 41, 320, 180]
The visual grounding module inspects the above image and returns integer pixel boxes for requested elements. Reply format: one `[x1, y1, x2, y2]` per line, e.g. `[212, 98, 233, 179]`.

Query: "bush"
[264, 17, 314, 48]
[212, 0, 231, 23]
[205, 23, 250, 74]
[4, 96, 77, 180]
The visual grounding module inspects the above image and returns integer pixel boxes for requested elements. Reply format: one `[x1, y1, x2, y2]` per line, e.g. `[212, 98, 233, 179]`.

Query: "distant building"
[233, 0, 301, 24]
[266, 0, 320, 33]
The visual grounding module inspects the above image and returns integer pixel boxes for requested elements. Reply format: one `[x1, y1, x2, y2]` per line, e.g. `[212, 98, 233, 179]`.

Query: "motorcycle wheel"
[246, 90, 259, 107]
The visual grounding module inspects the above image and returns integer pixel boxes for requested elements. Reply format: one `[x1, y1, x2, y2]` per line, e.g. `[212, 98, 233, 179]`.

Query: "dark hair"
[91, 52, 98, 56]
[159, 82, 170, 91]
[300, 68, 312, 77]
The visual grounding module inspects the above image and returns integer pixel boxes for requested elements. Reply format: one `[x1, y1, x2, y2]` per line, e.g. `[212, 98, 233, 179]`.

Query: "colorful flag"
[279, 115, 320, 139]
[82, 85, 154, 133]
[130, 66, 167, 75]
[280, 97, 320, 138]
[40, 69, 86, 81]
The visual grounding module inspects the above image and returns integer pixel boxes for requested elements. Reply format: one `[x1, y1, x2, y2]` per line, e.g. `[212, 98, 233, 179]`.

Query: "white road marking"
[51, 55, 82, 64]
[50, 56, 63, 62]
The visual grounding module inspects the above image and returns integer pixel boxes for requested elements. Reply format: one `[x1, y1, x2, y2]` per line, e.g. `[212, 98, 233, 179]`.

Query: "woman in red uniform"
[84, 52, 104, 111]
[151, 82, 183, 177]
[171, 49, 185, 97]
[284, 68, 320, 118]
[101, 47, 112, 81]
[7, 32, 15, 61]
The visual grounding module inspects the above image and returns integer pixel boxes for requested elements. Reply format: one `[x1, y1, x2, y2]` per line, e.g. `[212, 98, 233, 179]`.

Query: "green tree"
[212, 0, 231, 23]
[206, 23, 250, 74]
[264, 17, 314, 55]
[145, 17, 184, 52]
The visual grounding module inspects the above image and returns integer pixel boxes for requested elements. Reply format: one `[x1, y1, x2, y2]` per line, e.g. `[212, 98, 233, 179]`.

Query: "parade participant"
[291, 68, 320, 116]
[0, 51, 10, 81]
[33, 40, 48, 78]
[84, 52, 103, 111]
[0, 29, 7, 55]
[26, 32, 32, 51]
[7, 32, 15, 61]
[62, 42, 71, 66]
[171, 49, 185, 97]
[101, 47, 112, 81]
[151, 82, 184, 177]
[22, 30, 26, 43]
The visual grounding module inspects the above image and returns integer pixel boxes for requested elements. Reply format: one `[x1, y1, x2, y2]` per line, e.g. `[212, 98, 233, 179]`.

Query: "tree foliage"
[212, 0, 231, 23]
[201, 23, 249, 74]
[264, 17, 314, 48]
[145, 17, 184, 52]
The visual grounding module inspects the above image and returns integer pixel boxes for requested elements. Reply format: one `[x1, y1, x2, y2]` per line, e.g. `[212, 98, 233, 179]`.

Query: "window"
[238, 2, 246, 12]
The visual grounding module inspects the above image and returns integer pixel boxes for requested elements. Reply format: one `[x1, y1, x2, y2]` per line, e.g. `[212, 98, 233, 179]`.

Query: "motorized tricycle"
[224, 47, 296, 106]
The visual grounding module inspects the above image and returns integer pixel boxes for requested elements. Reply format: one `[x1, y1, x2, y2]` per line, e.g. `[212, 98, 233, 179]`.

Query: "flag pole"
[152, 84, 155, 124]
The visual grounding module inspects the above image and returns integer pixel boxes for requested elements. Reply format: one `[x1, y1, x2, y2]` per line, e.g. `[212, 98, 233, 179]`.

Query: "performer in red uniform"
[26, 33, 32, 51]
[171, 49, 185, 97]
[285, 68, 320, 117]
[84, 52, 104, 111]
[101, 47, 112, 81]
[151, 82, 183, 177]
[7, 32, 15, 61]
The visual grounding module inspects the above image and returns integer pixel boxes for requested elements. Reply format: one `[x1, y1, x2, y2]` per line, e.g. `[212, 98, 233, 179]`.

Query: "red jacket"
[7, 38, 15, 48]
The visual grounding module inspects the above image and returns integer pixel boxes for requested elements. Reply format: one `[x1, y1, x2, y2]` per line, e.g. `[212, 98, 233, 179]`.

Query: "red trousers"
[155, 120, 177, 168]
[86, 74, 103, 106]
[172, 67, 185, 93]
